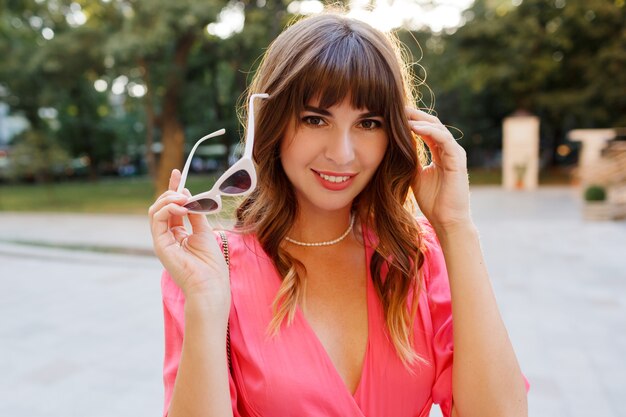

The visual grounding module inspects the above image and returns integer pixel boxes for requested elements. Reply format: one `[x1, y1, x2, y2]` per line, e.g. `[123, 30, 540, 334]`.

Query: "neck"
[288, 205, 354, 244]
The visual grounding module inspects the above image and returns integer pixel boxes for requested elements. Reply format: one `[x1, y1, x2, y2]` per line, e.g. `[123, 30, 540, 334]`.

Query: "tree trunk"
[157, 111, 185, 194]
[154, 32, 196, 196]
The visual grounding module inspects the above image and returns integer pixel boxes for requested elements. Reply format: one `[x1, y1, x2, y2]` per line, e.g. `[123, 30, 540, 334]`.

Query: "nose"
[324, 127, 355, 166]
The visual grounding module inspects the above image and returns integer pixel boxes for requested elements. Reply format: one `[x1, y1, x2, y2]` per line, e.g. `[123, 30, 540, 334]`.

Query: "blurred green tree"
[9, 130, 71, 182]
[0, 0, 121, 180]
[103, 0, 299, 194]
[103, 0, 223, 193]
[181, 0, 294, 171]
[5, 0, 620, 184]
[403, 0, 625, 167]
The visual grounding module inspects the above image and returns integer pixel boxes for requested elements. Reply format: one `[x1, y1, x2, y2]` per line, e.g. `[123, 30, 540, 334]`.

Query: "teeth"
[319, 173, 350, 183]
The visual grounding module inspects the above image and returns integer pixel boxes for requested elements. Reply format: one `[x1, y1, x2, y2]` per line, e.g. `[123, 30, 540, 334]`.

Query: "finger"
[170, 225, 188, 243]
[150, 192, 187, 231]
[418, 133, 443, 166]
[151, 203, 189, 239]
[179, 188, 212, 233]
[169, 169, 181, 192]
[410, 123, 444, 166]
[154, 189, 182, 204]
[168, 191, 187, 230]
[168, 186, 194, 230]
[409, 120, 449, 134]
[180, 187, 213, 233]
[412, 124, 467, 171]
[188, 212, 212, 234]
[409, 123, 458, 155]
[168, 210, 184, 231]
[406, 107, 442, 125]
[148, 193, 188, 217]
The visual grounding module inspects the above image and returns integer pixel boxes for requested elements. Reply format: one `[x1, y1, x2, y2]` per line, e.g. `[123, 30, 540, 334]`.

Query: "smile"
[318, 172, 351, 183]
[312, 169, 357, 191]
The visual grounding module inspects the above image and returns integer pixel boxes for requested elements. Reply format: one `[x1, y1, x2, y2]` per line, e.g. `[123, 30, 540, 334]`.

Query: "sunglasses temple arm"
[176, 128, 226, 193]
[243, 93, 269, 160]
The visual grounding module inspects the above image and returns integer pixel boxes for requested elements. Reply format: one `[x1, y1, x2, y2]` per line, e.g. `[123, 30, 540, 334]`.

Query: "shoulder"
[214, 229, 271, 263]
[214, 230, 276, 296]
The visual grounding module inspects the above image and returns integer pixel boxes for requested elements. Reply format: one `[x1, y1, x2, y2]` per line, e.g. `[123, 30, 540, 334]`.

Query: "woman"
[149, 12, 528, 417]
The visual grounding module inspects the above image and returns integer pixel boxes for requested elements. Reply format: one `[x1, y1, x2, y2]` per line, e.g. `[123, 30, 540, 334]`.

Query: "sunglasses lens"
[219, 170, 252, 194]
[184, 199, 218, 212]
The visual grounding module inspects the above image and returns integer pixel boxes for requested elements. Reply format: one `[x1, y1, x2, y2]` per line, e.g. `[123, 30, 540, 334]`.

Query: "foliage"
[0, 0, 624, 186]
[1, 0, 119, 178]
[411, 0, 626, 166]
[584, 184, 607, 201]
[8, 129, 71, 182]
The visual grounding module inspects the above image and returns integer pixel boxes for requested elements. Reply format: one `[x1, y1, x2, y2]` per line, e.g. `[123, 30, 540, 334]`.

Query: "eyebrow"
[304, 105, 382, 119]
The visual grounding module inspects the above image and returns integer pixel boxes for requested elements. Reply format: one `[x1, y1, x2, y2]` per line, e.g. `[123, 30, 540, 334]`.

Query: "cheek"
[279, 141, 295, 179]
[280, 132, 320, 166]
[279, 135, 311, 183]
[364, 138, 389, 170]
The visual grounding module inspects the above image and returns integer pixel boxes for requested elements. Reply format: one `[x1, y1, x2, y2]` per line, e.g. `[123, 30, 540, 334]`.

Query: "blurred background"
[0, 1, 625, 416]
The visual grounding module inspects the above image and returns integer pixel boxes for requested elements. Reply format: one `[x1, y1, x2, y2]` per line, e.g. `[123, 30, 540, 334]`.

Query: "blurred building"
[0, 102, 29, 180]
[0, 102, 29, 145]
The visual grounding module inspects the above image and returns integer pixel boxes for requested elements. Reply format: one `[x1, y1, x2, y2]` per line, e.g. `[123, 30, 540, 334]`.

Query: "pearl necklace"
[285, 214, 355, 247]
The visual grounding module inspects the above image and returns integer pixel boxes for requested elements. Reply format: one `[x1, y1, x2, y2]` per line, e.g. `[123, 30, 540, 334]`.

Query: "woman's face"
[280, 96, 389, 214]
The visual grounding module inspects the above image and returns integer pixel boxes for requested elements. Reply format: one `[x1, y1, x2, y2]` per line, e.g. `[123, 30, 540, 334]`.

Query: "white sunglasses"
[177, 93, 269, 214]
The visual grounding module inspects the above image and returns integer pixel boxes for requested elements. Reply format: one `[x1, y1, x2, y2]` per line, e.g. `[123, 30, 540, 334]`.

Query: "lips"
[311, 169, 357, 191]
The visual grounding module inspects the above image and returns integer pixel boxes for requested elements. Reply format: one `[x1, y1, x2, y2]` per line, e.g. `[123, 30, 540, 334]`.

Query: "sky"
[346, 0, 475, 32]
[208, 0, 476, 38]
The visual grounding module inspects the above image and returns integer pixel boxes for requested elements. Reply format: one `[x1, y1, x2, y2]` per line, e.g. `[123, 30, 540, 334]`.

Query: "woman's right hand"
[149, 169, 230, 309]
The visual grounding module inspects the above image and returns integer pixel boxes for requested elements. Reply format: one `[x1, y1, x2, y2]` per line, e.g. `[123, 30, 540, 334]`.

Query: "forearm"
[435, 222, 527, 417]
[168, 297, 233, 417]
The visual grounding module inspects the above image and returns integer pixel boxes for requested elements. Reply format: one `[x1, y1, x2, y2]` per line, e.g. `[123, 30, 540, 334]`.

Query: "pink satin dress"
[161, 220, 506, 417]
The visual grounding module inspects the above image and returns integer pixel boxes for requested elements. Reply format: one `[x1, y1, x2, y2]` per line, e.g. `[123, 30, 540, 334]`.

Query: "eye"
[302, 116, 327, 127]
[359, 119, 382, 130]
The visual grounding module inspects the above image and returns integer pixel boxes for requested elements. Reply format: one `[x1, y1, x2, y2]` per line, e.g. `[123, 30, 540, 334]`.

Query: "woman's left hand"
[407, 107, 472, 231]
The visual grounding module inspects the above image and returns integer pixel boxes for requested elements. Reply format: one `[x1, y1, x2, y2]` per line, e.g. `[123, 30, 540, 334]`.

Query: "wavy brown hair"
[235, 13, 429, 367]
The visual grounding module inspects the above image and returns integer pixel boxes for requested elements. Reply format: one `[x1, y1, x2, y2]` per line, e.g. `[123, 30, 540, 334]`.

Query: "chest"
[299, 253, 369, 395]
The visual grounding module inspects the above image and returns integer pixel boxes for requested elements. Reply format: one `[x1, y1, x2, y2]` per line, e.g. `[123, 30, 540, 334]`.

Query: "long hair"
[235, 13, 429, 368]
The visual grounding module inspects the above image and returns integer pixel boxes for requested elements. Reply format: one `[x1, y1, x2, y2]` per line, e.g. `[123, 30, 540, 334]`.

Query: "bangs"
[293, 33, 399, 117]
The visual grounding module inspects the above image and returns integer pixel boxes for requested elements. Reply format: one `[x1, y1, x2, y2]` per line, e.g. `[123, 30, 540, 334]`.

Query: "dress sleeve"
[419, 221, 455, 417]
[161, 269, 239, 417]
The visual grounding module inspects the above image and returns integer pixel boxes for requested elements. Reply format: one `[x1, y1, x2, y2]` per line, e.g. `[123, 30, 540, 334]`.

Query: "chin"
[299, 193, 357, 214]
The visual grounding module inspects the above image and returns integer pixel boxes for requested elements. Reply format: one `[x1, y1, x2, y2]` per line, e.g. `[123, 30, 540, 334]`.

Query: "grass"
[0, 168, 572, 214]
[467, 167, 574, 186]
[0, 175, 219, 214]
[467, 169, 502, 185]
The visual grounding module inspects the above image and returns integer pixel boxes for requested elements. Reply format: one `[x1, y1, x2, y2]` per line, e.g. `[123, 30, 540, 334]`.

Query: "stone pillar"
[502, 114, 540, 190]
[567, 129, 616, 172]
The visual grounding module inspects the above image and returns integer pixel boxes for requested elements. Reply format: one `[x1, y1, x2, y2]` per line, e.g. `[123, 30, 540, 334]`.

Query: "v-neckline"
[292, 224, 372, 399]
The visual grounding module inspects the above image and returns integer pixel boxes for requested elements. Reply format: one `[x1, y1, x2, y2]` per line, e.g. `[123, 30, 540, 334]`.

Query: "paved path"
[0, 186, 624, 417]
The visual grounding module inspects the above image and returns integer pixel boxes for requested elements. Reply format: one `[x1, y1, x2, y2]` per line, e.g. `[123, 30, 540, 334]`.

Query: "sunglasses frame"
[177, 93, 269, 214]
